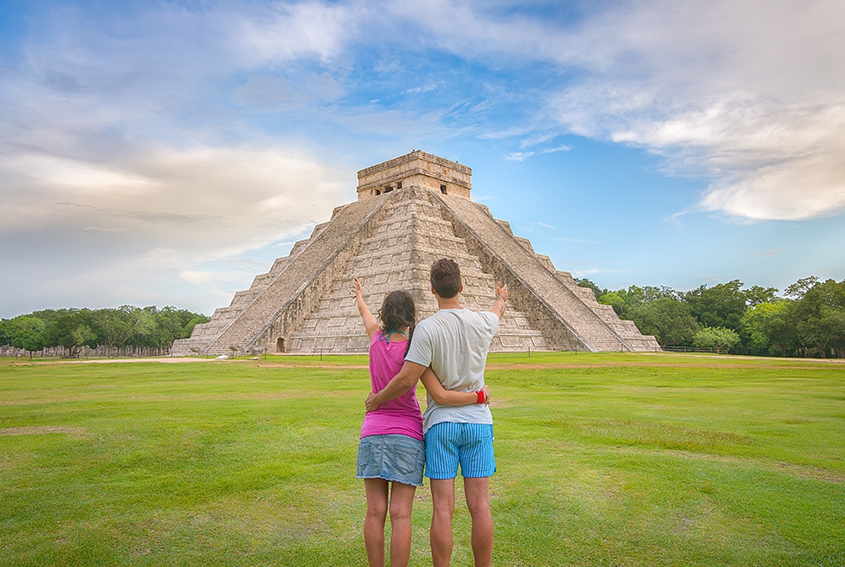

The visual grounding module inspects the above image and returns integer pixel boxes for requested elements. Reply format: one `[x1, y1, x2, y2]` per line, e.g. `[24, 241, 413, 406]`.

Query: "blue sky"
[1, 0, 844, 318]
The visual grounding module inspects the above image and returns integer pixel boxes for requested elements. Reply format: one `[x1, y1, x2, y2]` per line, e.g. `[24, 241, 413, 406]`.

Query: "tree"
[129, 307, 157, 347]
[693, 327, 740, 354]
[3, 306, 209, 356]
[742, 301, 795, 357]
[183, 315, 207, 337]
[93, 306, 134, 353]
[686, 280, 748, 332]
[9, 316, 46, 359]
[601, 285, 681, 319]
[43, 308, 97, 357]
[745, 285, 779, 308]
[628, 297, 699, 347]
[598, 291, 625, 315]
[72, 324, 98, 352]
[785, 276, 819, 300]
[0, 319, 13, 346]
[790, 278, 845, 357]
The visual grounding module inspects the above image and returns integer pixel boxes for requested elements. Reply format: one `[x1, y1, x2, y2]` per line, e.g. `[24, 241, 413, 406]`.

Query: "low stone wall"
[0, 345, 171, 358]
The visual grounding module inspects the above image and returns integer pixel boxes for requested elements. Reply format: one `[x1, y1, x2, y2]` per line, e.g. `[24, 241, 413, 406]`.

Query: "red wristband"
[476, 390, 485, 404]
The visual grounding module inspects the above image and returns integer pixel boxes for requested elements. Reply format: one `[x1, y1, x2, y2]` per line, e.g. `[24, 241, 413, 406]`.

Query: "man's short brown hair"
[430, 258, 462, 298]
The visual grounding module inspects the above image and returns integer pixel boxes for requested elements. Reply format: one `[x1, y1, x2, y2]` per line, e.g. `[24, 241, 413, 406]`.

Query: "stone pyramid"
[172, 151, 659, 356]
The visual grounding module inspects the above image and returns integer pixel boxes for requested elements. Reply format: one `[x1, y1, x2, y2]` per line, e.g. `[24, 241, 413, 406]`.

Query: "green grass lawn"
[1, 352, 843, 566]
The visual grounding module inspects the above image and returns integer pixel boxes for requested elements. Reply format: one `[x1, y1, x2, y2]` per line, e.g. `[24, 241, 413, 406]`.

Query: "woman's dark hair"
[378, 290, 416, 356]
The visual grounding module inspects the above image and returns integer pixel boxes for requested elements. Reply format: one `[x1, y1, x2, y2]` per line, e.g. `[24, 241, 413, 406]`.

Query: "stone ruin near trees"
[171, 150, 660, 356]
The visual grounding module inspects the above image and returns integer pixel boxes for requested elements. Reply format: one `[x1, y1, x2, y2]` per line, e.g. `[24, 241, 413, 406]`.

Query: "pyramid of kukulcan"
[172, 151, 659, 356]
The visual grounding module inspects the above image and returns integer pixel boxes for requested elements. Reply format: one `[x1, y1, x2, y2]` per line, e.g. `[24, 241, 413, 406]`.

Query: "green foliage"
[599, 285, 681, 320]
[597, 291, 624, 315]
[92, 306, 134, 349]
[785, 276, 819, 299]
[742, 301, 795, 356]
[685, 280, 747, 332]
[590, 276, 843, 357]
[1, 306, 209, 355]
[693, 326, 741, 354]
[8, 316, 46, 358]
[790, 279, 845, 357]
[42, 308, 96, 355]
[745, 285, 779, 307]
[628, 297, 699, 347]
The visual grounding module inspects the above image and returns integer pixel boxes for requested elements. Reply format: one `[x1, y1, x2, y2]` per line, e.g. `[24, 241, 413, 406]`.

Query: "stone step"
[436, 193, 632, 352]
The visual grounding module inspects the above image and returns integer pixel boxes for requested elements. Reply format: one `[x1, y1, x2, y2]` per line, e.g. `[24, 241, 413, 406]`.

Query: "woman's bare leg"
[364, 478, 389, 567]
[388, 482, 416, 567]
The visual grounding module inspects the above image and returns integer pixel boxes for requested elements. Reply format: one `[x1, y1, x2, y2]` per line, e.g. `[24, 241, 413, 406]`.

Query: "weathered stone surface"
[357, 150, 471, 201]
[172, 151, 660, 355]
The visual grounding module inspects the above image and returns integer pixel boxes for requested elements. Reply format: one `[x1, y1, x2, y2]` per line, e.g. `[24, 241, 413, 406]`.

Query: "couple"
[353, 258, 508, 567]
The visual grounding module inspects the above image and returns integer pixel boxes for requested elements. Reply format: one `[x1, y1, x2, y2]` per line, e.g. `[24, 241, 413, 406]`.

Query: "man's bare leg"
[430, 478, 456, 567]
[464, 477, 493, 567]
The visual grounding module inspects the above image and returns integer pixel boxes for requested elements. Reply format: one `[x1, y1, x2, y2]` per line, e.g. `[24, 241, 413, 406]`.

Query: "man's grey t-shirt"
[405, 308, 500, 433]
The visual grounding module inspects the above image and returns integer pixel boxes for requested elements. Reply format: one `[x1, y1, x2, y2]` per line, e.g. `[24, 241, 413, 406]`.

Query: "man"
[365, 258, 507, 567]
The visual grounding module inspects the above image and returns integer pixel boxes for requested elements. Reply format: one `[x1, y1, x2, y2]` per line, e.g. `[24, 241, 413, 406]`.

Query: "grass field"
[1, 352, 843, 566]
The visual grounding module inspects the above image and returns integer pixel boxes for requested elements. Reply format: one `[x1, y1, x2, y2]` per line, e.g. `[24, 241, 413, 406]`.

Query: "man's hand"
[365, 391, 381, 413]
[495, 281, 508, 302]
[481, 384, 491, 404]
[490, 281, 508, 319]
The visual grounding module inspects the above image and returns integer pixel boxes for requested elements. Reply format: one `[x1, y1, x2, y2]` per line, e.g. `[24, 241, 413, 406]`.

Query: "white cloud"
[506, 151, 533, 162]
[229, 1, 357, 64]
[507, 145, 572, 161]
[5, 154, 161, 194]
[543, 0, 845, 220]
[1, 145, 347, 252]
[392, 0, 845, 220]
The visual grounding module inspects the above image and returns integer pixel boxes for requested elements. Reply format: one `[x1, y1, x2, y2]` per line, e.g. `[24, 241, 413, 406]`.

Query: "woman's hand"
[352, 277, 364, 298]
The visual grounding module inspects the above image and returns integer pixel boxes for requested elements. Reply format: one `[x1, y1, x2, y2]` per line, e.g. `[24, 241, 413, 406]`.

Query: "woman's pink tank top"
[360, 331, 424, 441]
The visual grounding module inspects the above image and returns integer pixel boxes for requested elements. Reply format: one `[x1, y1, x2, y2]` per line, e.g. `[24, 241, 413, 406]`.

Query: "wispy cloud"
[506, 144, 572, 161]
[390, 0, 845, 220]
[542, 0, 845, 220]
[506, 152, 533, 162]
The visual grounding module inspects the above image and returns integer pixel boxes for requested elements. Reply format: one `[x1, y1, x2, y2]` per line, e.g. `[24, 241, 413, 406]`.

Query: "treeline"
[576, 276, 845, 358]
[0, 306, 209, 358]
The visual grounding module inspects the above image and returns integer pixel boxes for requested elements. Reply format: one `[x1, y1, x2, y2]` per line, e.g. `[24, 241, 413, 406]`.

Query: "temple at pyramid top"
[357, 150, 472, 201]
[172, 151, 660, 356]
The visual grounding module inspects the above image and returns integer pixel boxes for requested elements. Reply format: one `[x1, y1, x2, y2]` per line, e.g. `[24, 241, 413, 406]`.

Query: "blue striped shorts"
[424, 422, 496, 479]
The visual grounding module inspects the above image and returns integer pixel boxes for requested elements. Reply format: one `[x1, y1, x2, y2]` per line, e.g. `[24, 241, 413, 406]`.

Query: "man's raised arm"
[489, 281, 509, 320]
[365, 360, 427, 412]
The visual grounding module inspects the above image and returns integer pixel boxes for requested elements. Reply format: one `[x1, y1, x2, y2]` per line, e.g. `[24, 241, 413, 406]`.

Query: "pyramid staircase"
[173, 183, 659, 356]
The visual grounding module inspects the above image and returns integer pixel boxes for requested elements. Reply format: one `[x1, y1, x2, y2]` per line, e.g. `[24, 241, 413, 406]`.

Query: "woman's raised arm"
[352, 278, 380, 341]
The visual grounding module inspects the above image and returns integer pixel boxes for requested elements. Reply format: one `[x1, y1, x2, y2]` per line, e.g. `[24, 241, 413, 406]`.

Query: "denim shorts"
[424, 422, 496, 479]
[357, 434, 425, 487]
